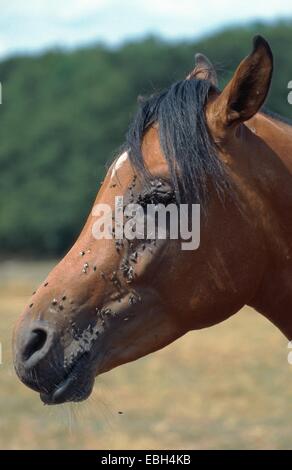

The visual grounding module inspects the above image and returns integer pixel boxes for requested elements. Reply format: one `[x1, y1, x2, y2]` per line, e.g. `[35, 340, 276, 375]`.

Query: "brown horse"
[13, 35, 292, 405]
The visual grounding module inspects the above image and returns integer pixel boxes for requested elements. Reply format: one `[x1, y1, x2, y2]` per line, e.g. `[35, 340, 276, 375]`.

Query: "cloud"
[0, 0, 291, 59]
[56, 0, 111, 21]
[143, 0, 292, 17]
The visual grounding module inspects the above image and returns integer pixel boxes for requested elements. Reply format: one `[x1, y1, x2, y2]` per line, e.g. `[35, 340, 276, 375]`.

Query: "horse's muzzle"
[13, 317, 95, 404]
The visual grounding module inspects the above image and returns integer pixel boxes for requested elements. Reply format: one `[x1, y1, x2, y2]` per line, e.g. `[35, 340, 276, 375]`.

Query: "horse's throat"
[250, 264, 292, 339]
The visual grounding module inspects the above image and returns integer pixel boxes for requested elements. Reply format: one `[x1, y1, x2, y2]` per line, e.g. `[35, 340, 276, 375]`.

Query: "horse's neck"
[252, 113, 292, 171]
[247, 113, 292, 338]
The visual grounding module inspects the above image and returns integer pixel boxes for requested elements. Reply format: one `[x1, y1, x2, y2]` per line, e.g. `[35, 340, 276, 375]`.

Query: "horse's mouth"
[40, 352, 95, 405]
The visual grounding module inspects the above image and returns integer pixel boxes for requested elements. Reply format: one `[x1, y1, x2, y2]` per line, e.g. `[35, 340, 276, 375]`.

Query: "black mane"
[122, 78, 230, 211]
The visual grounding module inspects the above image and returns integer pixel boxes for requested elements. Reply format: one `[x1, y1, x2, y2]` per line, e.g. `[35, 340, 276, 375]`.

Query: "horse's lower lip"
[41, 373, 77, 405]
[40, 353, 93, 405]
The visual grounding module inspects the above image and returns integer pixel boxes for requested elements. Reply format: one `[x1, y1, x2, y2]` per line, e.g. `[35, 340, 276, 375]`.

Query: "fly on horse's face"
[13, 36, 276, 404]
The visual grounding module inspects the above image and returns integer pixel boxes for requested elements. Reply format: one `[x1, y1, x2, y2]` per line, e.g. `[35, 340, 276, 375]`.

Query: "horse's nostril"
[22, 328, 48, 362]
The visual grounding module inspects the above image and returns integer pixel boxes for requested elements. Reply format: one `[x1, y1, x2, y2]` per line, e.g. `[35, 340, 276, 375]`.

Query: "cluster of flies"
[28, 173, 171, 370]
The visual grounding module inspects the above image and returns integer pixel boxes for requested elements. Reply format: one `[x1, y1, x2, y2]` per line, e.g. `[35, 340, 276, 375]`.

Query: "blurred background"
[1, 0, 292, 450]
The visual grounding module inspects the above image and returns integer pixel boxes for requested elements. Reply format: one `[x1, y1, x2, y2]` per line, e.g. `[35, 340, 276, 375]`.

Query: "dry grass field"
[0, 260, 291, 449]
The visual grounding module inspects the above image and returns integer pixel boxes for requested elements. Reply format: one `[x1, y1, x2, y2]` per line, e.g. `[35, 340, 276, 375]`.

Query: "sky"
[0, 0, 291, 58]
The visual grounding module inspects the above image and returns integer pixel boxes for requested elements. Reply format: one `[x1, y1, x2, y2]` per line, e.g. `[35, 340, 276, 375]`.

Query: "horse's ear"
[210, 35, 273, 128]
[187, 53, 218, 87]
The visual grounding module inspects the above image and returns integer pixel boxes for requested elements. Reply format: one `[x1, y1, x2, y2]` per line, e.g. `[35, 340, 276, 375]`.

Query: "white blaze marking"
[111, 152, 128, 178]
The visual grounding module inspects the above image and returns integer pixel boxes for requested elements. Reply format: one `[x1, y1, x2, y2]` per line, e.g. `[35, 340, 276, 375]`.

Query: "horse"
[13, 35, 292, 405]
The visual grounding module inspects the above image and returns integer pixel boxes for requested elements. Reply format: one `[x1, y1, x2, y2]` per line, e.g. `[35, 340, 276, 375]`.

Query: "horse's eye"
[138, 180, 176, 207]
